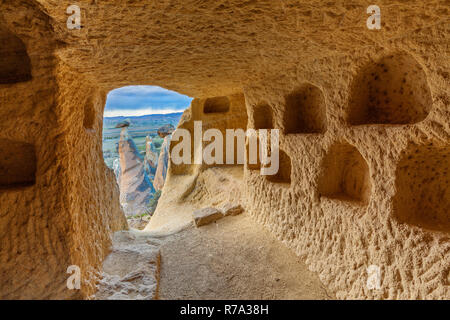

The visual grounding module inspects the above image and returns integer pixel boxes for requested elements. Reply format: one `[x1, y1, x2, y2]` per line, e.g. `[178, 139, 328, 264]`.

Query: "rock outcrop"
[192, 204, 244, 227]
[94, 231, 160, 300]
[153, 134, 171, 191]
[117, 127, 154, 216]
[0, 0, 448, 300]
[115, 120, 131, 128]
[144, 136, 158, 176]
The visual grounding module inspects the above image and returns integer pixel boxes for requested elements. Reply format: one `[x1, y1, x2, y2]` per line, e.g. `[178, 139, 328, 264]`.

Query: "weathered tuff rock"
[127, 215, 151, 230]
[117, 127, 154, 216]
[193, 207, 224, 227]
[115, 120, 130, 128]
[0, 0, 448, 300]
[192, 204, 244, 227]
[153, 134, 171, 191]
[113, 158, 121, 185]
[222, 203, 244, 217]
[157, 124, 175, 138]
[94, 231, 160, 300]
[144, 136, 158, 176]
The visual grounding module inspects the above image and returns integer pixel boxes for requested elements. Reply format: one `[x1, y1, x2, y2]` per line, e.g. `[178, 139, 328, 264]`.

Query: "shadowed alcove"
[0, 23, 31, 84]
[203, 96, 230, 114]
[0, 139, 36, 189]
[283, 84, 327, 134]
[347, 52, 432, 125]
[84, 96, 96, 130]
[318, 142, 372, 204]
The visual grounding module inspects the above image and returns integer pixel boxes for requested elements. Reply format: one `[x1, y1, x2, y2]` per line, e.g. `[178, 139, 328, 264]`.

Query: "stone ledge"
[193, 207, 223, 227]
[222, 203, 244, 216]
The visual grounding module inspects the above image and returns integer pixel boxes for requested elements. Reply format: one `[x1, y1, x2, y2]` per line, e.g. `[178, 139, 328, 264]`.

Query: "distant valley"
[103, 112, 182, 168]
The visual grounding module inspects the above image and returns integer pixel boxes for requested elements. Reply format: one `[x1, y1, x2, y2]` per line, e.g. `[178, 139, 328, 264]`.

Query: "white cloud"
[108, 85, 181, 97]
[104, 107, 184, 117]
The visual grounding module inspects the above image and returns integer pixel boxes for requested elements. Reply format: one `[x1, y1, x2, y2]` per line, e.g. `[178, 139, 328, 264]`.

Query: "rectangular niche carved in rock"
[203, 96, 230, 114]
[253, 102, 273, 130]
[318, 142, 372, 204]
[0, 24, 32, 84]
[265, 149, 291, 185]
[347, 53, 432, 125]
[393, 144, 449, 232]
[0, 139, 36, 189]
[84, 99, 96, 130]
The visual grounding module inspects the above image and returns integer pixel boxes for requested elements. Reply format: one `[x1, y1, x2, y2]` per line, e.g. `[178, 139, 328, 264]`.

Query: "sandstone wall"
[55, 64, 128, 298]
[244, 48, 449, 299]
[1, 0, 448, 299]
[147, 94, 248, 231]
[154, 53, 449, 298]
[0, 1, 127, 299]
[0, 2, 73, 299]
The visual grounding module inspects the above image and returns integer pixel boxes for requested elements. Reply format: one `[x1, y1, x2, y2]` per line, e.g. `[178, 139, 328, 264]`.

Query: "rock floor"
[95, 213, 334, 300]
[94, 231, 161, 300]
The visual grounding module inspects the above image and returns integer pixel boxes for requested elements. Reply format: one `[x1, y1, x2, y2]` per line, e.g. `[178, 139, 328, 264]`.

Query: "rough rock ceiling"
[27, 0, 450, 96]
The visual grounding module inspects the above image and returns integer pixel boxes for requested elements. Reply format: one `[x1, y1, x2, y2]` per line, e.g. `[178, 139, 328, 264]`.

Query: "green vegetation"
[127, 190, 162, 219]
[102, 112, 181, 168]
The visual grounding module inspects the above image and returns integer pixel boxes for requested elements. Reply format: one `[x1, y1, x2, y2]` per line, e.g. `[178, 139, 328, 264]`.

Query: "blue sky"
[103, 85, 193, 117]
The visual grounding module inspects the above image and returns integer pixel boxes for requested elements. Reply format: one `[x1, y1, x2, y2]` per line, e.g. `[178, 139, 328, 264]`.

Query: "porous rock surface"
[222, 203, 244, 217]
[193, 207, 223, 227]
[153, 134, 171, 191]
[144, 136, 158, 175]
[94, 231, 160, 300]
[0, 0, 448, 299]
[117, 127, 154, 216]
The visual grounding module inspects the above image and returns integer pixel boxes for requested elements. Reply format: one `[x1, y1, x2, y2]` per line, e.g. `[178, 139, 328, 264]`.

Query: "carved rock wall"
[0, 0, 448, 299]
[0, 1, 127, 299]
[244, 49, 449, 299]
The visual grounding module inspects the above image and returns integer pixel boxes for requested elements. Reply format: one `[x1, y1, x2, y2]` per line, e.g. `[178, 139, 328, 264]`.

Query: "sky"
[103, 85, 193, 117]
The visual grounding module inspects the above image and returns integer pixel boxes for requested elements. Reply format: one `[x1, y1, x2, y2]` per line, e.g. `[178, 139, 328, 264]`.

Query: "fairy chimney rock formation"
[117, 126, 154, 216]
[157, 123, 175, 138]
[0, 0, 448, 300]
[153, 130, 172, 191]
[144, 136, 158, 175]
